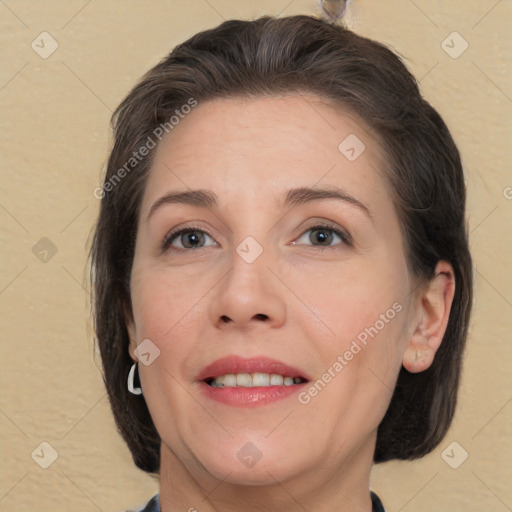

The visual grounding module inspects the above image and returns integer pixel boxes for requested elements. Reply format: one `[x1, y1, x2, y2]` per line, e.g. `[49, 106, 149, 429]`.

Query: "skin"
[126, 94, 455, 512]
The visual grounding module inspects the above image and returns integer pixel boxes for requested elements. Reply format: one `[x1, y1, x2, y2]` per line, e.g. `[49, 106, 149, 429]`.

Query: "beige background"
[1, 1, 511, 511]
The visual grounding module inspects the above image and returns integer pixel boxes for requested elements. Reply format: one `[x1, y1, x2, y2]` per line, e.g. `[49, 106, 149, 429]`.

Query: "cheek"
[296, 261, 405, 336]
[294, 260, 408, 381]
[130, 264, 208, 340]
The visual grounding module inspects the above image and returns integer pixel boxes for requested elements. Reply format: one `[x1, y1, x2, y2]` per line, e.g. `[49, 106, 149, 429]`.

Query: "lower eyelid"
[295, 225, 352, 246]
[162, 227, 216, 251]
[162, 225, 351, 252]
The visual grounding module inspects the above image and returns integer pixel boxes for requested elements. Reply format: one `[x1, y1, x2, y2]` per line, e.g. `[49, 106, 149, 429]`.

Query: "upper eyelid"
[294, 224, 352, 246]
[162, 222, 351, 249]
[161, 225, 216, 249]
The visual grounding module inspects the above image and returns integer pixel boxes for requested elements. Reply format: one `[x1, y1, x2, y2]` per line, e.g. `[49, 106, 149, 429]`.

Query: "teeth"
[253, 372, 270, 386]
[270, 374, 283, 385]
[209, 373, 303, 388]
[236, 373, 252, 387]
[224, 374, 236, 387]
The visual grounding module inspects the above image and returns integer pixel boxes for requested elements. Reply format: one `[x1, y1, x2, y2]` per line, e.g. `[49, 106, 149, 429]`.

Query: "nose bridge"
[208, 233, 287, 328]
[232, 235, 270, 293]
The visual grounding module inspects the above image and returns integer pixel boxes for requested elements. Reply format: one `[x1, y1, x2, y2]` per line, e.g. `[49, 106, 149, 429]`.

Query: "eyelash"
[161, 223, 352, 252]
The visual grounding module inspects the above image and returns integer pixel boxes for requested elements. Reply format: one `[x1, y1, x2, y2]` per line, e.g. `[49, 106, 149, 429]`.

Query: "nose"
[208, 243, 287, 330]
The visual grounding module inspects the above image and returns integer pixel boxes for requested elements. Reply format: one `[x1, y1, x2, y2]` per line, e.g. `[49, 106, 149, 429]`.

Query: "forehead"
[142, 94, 390, 212]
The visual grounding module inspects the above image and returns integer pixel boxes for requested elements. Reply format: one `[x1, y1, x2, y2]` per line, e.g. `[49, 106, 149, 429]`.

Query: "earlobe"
[127, 326, 138, 361]
[402, 261, 455, 373]
[124, 304, 138, 361]
[402, 344, 436, 373]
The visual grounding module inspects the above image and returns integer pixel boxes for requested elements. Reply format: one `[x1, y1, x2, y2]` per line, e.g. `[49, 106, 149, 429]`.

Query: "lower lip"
[198, 381, 307, 407]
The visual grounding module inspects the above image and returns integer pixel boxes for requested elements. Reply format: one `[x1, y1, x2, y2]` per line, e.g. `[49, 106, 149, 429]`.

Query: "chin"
[191, 436, 305, 486]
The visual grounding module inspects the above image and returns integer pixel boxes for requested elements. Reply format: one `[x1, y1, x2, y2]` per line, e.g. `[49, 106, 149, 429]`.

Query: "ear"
[403, 261, 455, 373]
[124, 304, 138, 362]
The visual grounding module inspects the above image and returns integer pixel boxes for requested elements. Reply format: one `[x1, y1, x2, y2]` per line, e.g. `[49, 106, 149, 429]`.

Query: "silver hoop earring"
[127, 362, 142, 395]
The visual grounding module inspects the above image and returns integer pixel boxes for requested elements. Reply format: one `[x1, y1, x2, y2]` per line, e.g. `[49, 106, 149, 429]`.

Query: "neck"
[158, 438, 376, 512]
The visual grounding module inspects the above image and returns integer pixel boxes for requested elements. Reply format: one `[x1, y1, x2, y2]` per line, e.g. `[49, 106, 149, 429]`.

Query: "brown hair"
[90, 14, 472, 473]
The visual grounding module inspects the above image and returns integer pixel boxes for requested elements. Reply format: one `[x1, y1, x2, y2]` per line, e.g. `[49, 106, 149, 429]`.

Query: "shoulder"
[125, 493, 160, 512]
[126, 491, 381, 511]
[371, 490, 386, 512]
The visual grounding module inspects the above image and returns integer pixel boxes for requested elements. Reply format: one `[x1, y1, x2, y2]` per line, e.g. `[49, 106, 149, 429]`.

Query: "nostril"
[219, 313, 269, 323]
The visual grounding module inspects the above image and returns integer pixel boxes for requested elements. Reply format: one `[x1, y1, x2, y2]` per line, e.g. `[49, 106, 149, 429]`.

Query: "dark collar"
[137, 491, 385, 511]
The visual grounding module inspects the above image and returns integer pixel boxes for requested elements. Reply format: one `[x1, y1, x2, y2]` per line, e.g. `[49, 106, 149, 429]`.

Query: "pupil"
[184, 231, 202, 248]
[312, 228, 332, 245]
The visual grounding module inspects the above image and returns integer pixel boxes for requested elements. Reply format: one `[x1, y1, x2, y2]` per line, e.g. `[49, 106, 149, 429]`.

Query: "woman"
[90, 14, 472, 512]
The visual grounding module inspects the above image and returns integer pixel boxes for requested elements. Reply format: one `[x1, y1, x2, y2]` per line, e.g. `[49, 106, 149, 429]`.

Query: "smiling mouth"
[197, 356, 310, 406]
[204, 373, 308, 388]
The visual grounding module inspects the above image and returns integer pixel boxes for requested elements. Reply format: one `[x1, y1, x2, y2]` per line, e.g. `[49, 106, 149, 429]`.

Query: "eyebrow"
[283, 186, 372, 220]
[146, 186, 372, 222]
[147, 190, 217, 222]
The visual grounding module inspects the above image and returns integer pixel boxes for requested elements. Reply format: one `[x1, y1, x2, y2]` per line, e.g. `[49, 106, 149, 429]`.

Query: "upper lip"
[196, 355, 311, 382]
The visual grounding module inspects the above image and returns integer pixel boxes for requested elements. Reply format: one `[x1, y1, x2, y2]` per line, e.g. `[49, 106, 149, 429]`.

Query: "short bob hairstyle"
[90, 14, 472, 474]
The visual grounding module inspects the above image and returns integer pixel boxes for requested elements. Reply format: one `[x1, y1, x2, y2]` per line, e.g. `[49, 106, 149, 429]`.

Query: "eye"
[161, 223, 352, 252]
[292, 223, 352, 248]
[161, 226, 217, 252]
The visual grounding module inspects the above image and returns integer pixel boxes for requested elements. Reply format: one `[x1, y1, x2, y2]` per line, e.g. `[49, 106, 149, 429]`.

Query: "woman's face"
[128, 94, 420, 485]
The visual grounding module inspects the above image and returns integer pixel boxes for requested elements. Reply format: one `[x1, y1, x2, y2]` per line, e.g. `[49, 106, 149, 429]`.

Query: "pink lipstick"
[196, 355, 310, 407]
